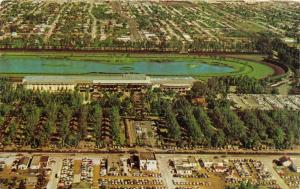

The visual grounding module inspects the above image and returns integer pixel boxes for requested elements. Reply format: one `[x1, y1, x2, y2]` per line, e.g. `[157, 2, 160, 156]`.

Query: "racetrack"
[0, 51, 278, 80]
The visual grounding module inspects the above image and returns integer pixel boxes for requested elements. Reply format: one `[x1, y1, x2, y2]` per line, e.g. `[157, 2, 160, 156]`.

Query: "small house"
[27, 176, 38, 185]
[107, 156, 120, 175]
[30, 156, 41, 170]
[200, 159, 213, 168]
[40, 156, 49, 168]
[290, 163, 300, 173]
[279, 156, 292, 167]
[18, 156, 31, 170]
[139, 152, 158, 171]
[0, 161, 5, 171]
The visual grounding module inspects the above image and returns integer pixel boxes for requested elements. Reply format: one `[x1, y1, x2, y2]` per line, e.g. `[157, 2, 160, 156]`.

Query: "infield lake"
[0, 56, 235, 75]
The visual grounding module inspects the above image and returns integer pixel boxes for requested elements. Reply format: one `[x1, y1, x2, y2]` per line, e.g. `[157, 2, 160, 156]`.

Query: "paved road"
[44, 4, 67, 42]
[156, 155, 176, 189]
[46, 157, 63, 189]
[89, 2, 97, 40]
[261, 158, 290, 189]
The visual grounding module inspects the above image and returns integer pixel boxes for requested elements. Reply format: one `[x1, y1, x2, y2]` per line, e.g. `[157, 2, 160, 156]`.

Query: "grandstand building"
[22, 74, 196, 95]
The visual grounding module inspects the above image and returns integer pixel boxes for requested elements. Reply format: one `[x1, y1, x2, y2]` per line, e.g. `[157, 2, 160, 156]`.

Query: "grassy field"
[0, 51, 275, 80]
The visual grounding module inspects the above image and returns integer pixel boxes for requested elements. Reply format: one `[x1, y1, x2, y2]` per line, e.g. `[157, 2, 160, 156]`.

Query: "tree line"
[255, 33, 300, 73]
[0, 77, 299, 149]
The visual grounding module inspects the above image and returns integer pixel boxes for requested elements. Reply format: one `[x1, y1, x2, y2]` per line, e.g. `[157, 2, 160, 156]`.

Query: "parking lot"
[228, 94, 300, 110]
[156, 154, 291, 189]
[0, 153, 298, 189]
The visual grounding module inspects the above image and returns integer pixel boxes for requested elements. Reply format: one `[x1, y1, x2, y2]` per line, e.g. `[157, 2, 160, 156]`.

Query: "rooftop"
[107, 156, 121, 169]
[27, 176, 38, 184]
[23, 74, 150, 85]
[40, 156, 49, 163]
[151, 76, 196, 85]
[174, 156, 197, 166]
[19, 156, 30, 165]
[139, 152, 156, 160]
[22, 74, 196, 85]
[30, 156, 41, 166]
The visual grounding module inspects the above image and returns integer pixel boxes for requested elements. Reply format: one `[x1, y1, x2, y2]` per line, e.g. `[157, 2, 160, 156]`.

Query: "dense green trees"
[255, 33, 300, 73]
[175, 98, 204, 144]
[90, 103, 102, 146]
[164, 102, 181, 141]
[189, 76, 269, 101]
[0, 78, 299, 149]
[193, 107, 215, 146]
[79, 106, 88, 139]
[0, 104, 10, 126]
[239, 110, 300, 149]
[267, 110, 300, 148]
[109, 106, 124, 145]
[239, 111, 266, 148]
[59, 107, 72, 147]
[210, 106, 246, 145]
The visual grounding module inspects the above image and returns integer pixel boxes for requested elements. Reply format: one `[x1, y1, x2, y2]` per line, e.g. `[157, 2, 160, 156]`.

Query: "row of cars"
[253, 94, 300, 110]
[58, 157, 94, 187]
[225, 177, 278, 187]
[281, 175, 300, 188]
[58, 159, 74, 187]
[228, 94, 300, 110]
[80, 158, 93, 183]
[131, 172, 162, 178]
[224, 159, 278, 188]
[99, 178, 164, 186]
[231, 159, 273, 180]
[173, 180, 212, 187]
[106, 187, 167, 189]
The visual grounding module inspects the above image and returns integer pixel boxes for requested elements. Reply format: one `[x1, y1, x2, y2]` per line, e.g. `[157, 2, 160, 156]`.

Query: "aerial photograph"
[0, 0, 299, 188]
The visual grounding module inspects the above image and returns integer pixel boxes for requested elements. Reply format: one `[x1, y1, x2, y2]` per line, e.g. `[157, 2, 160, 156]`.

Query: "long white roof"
[22, 75, 195, 85]
[23, 74, 151, 85]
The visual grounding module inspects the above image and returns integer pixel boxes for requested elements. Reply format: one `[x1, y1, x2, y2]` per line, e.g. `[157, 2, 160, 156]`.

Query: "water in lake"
[0, 56, 234, 75]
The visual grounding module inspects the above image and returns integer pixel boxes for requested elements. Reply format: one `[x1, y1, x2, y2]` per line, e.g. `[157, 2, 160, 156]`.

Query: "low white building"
[200, 159, 213, 168]
[30, 156, 41, 170]
[279, 156, 293, 167]
[22, 76, 77, 92]
[21, 75, 196, 95]
[139, 152, 158, 171]
[175, 166, 193, 175]
[290, 163, 300, 173]
[174, 156, 198, 168]
[27, 176, 38, 185]
[173, 156, 198, 175]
